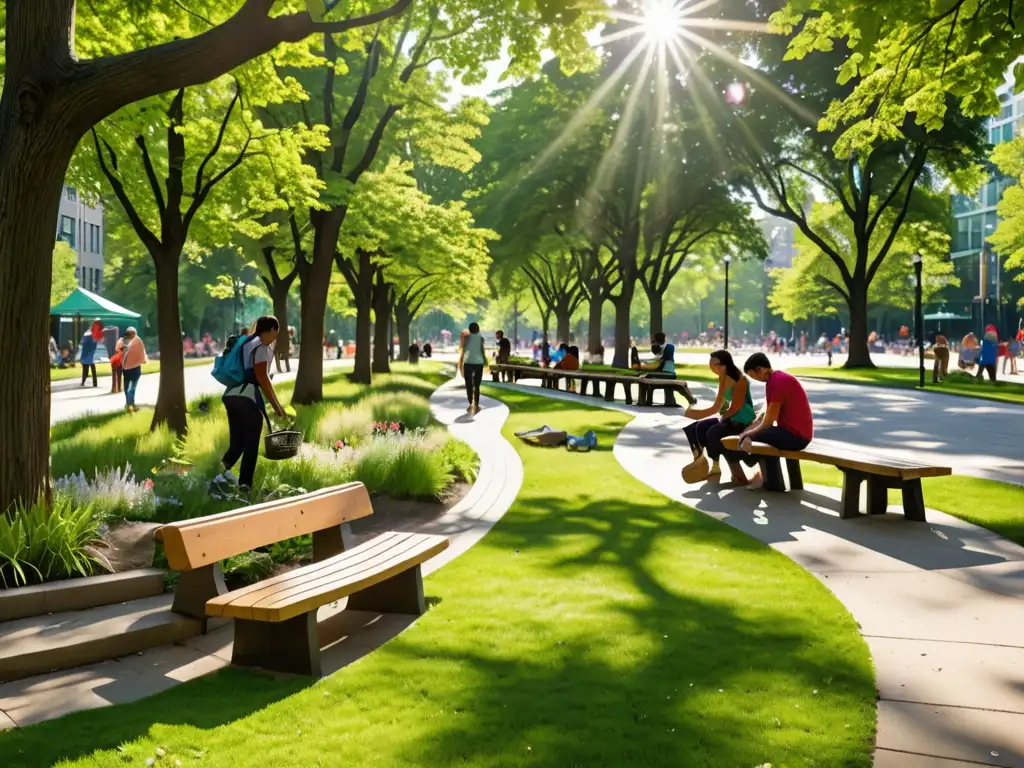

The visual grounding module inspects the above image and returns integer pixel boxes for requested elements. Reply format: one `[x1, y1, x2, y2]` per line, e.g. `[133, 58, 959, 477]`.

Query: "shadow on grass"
[0, 668, 311, 768]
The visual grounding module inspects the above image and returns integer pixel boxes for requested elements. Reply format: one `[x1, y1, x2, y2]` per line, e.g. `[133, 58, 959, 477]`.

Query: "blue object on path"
[566, 430, 598, 452]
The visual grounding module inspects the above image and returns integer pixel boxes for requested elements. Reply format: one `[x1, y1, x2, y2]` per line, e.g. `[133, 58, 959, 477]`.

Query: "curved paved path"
[492, 379, 1024, 768]
[0, 381, 521, 729]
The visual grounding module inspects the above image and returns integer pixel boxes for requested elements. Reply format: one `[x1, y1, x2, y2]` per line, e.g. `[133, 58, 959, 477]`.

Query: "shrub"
[297, 402, 374, 447]
[353, 434, 453, 500]
[365, 391, 432, 430]
[221, 551, 274, 586]
[0, 496, 109, 588]
[54, 464, 157, 521]
[437, 438, 480, 484]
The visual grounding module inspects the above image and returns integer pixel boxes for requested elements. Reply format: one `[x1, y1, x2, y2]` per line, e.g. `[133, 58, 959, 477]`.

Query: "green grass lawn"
[50, 357, 215, 382]
[788, 365, 1024, 405]
[4, 388, 876, 767]
[797, 463, 1024, 546]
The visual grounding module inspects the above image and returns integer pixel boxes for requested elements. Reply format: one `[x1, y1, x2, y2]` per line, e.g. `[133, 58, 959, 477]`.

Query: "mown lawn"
[3, 387, 876, 767]
[788, 365, 1024, 406]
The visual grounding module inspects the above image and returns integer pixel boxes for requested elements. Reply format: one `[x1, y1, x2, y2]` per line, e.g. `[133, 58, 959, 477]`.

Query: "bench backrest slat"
[156, 482, 374, 571]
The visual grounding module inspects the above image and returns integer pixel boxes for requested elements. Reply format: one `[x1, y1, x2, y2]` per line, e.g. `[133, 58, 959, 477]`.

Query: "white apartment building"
[56, 186, 104, 294]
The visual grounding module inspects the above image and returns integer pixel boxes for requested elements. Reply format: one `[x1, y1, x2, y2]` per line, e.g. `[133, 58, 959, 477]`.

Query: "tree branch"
[191, 83, 241, 204]
[134, 134, 166, 218]
[92, 129, 161, 253]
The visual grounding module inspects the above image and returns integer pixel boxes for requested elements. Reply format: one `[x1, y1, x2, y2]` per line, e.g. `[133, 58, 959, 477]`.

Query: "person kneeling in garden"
[222, 316, 287, 491]
[723, 352, 813, 489]
[681, 350, 755, 484]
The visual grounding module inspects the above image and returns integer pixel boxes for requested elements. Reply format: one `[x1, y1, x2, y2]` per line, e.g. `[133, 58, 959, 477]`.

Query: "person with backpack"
[458, 322, 487, 416]
[218, 316, 286, 490]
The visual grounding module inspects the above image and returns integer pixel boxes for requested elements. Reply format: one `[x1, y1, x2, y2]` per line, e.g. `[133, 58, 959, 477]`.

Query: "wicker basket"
[264, 428, 303, 460]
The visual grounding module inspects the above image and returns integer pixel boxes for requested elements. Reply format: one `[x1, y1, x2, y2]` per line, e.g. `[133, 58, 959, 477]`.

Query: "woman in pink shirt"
[120, 327, 147, 412]
[723, 353, 813, 488]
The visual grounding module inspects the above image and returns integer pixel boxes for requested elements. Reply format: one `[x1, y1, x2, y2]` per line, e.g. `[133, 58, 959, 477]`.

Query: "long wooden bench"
[719, 436, 951, 521]
[155, 482, 448, 675]
[492, 363, 693, 407]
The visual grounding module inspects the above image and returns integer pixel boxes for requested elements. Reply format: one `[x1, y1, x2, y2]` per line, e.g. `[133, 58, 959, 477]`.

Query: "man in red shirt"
[723, 352, 814, 488]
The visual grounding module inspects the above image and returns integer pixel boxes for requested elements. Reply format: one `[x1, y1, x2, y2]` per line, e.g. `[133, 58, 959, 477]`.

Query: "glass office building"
[949, 85, 1022, 334]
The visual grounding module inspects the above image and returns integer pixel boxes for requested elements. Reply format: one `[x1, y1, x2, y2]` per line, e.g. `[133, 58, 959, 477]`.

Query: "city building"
[948, 76, 1023, 334]
[760, 214, 797, 269]
[56, 186, 105, 294]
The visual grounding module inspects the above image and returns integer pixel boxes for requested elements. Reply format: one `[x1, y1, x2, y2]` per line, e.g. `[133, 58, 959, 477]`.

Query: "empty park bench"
[155, 482, 448, 676]
[492, 363, 692, 407]
[719, 437, 951, 522]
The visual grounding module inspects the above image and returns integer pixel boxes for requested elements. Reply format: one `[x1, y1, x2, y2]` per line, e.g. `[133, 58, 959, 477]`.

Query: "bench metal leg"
[867, 476, 889, 516]
[604, 381, 616, 402]
[346, 564, 426, 616]
[624, 382, 633, 405]
[579, 379, 589, 397]
[312, 522, 354, 562]
[761, 457, 787, 492]
[591, 380, 602, 398]
[172, 563, 227, 622]
[785, 459, 804, 491]
[232, 612, 321, 676]
[840, 470, 865, 519]
[901, 479, 927, 522]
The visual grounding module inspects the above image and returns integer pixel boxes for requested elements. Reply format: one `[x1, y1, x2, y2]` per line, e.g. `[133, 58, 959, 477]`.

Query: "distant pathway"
[491, 379, 1024, 767]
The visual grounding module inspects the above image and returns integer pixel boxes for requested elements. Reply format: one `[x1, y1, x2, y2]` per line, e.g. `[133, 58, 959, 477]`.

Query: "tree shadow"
[0, 668, 310, 768]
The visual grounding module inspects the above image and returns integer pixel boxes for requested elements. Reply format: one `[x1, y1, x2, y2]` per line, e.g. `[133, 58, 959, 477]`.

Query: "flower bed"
[3, 367, 477, 588]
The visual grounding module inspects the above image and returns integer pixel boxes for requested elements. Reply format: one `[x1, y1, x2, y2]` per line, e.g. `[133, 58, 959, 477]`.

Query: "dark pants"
[683, 418, 745, 462]
[970, 364, 995, 382]
[81, 363, 97, 386]
[464, 364, 484, 408]
[723, 426, 811, 468]
[223, 396, 264, 488]
[932, 348, 949, 382]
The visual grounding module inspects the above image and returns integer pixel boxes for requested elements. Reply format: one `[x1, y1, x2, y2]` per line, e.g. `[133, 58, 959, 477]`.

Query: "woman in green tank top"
[680, 350, 755, 484]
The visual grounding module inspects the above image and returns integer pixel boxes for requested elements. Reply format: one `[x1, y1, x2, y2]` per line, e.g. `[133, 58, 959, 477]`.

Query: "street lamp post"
[913, 253, 924, 388]
[723, 253, 732, 349]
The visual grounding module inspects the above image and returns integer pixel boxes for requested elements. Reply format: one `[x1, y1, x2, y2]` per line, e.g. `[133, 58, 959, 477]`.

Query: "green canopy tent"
[50, 288, 142, 354]
[50, 287, 141, 324]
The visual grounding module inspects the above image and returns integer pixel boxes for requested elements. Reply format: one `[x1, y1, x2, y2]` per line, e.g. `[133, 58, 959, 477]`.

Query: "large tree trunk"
[293, 211, 342, 404]
[555, 307, 571, 346]
[395, 305, 411, 362]
[151, 251, 187, 436]
[611, 278, 636, 369]
[372, 270, 392, 375]
[0, 1, 84, 512]
[844, 280, 874, 368]
[647, 290, 664, 337]
[587, 293, 603, 360]
[272, 287, 291, 374]
[351, 250, 374, 385]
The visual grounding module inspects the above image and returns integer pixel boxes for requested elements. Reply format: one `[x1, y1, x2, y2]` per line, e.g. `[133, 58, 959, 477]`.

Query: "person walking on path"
[977, 325, 999, 382]
[494, 329, 512, 382]
[681, 350, 756, 484]
[222, 316, 286, 491]
[109, 336, 125, 394]
[458, 322, 487, 416]
[121, 327, 147, 412]
[932, 333, 950, 383]
[79, 319, 103, 387]
[723, 353, 814, 489]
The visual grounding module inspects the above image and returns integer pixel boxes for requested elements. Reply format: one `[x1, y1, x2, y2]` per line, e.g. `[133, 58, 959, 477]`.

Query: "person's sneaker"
[224, 471, 239, 485]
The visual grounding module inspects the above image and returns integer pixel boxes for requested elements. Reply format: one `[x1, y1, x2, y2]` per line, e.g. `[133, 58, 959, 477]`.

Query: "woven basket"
[264, 429, 303, 461]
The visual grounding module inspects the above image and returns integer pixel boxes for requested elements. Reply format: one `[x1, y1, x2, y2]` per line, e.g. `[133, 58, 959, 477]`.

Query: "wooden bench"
[719, 437, 951, 521]
[155, 482, 448, 675]
[492, 363, 692, 407]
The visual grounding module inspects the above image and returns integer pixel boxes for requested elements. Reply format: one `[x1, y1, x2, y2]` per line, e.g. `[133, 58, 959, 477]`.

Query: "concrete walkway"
[0, 381, 521, 729]
[493, 380, 1024, 767]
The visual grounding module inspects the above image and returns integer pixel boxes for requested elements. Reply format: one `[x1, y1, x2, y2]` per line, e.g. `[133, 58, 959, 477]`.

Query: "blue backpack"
[212, 334, 256, 387]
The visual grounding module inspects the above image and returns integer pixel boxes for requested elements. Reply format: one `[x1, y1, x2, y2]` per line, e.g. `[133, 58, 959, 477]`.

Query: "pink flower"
[143, 479, 154, 490]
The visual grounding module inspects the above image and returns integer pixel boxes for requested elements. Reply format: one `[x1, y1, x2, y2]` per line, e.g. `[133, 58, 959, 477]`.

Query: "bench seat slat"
[206, 532, 448, 623]
[719, 436, 951, 480]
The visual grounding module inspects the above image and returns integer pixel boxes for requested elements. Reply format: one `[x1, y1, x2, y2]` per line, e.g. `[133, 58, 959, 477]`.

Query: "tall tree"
[0, 0, 422, 512]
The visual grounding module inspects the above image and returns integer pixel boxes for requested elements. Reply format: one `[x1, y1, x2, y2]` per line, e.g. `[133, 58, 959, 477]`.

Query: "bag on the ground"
[212, 333, 256, 387]
[515, 425, 568, 446]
